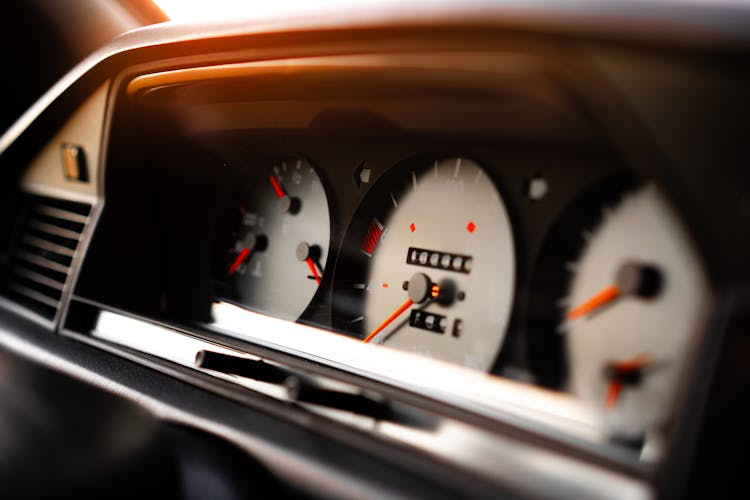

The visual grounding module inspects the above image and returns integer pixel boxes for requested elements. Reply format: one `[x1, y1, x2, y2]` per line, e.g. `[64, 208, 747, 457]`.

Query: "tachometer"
[562, 184, 710, 441]
[332, 157, 515, 370]
[212, 156, 331, 321]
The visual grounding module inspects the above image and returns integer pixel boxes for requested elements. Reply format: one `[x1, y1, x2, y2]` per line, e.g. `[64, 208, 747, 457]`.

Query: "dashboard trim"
[54, 301, 653, 498]
[0, 5, 746, 497]
[3, 1, 750, 158]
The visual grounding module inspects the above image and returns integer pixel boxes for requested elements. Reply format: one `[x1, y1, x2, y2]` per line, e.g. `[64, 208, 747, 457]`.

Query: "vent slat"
[1, 194, 91, 323]
[11, 267, 65, 290]
[16, 250, 72, 274]
[21, 235, 76, 257]
[18, 242, 73, 267]
[7, 283, 61, 309]
[28, 220, 83, 241]
[33, 205, 89, 224]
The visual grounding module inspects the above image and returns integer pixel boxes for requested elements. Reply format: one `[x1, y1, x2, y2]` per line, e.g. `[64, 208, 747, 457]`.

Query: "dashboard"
[0, 2, 749, 498]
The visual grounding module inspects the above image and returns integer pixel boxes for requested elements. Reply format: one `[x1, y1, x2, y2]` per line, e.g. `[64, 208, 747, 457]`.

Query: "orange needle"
[568, 285, 620, 320]
[306, 257, 321, 285]
[604, 381, 622, 410]
[362, 299, 414, 344]
[227, 247, 250, 275]
[613, 353, 650, 372]
[604, 354, 650, 409]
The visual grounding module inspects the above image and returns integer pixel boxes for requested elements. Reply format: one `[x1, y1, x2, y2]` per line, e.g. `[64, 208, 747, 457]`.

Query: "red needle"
[269, 175, 285, 198]
[362, 299, 414, 344]
[227, 248, 250, 275]
[306, 257, 321, 285]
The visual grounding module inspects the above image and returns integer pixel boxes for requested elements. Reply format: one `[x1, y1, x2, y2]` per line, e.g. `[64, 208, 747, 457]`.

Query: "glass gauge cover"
[212, 156, 331, 321]
[332, 157, 515, 370]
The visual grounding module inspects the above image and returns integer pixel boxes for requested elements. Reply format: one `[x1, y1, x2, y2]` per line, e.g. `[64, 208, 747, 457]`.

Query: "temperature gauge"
[213, 156, 331, 321]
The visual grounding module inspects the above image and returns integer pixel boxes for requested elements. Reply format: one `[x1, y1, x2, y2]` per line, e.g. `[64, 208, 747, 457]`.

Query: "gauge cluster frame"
[66, 34, 714, 474]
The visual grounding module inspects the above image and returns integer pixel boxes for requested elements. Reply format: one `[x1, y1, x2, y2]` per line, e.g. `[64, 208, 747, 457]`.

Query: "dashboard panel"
[0, 4, 749, 499]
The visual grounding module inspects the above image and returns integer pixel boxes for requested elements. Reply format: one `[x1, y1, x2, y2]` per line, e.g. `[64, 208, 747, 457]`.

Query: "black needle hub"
[241, 233, 269, 253]
[296, 242, 321, 262]
[405, 273, 456, 305]
[616, 262, 662, 299]
[406, 273, 433, 303]
[603, 363, 644, 386]
[280, 195, 301, 215]
[435, 279, 458, 306]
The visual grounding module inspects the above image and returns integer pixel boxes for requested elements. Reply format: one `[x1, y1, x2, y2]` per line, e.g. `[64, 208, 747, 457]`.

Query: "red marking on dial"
[467, 221, 476, 233]
[360, 218, 383, 255]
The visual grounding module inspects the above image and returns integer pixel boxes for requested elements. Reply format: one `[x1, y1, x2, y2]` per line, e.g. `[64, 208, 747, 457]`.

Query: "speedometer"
[332, 157, 515, 370]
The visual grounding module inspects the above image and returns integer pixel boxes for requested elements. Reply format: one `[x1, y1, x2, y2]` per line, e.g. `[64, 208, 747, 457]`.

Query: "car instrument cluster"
[4, 41, 723, 491]
[198, 147, 708, 446]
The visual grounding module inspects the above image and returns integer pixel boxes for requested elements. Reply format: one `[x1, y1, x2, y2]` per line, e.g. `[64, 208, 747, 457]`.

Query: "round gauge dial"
[561, 184, 709, 440]
[332, 157, 515, 370]
[213, 156, 330, 321]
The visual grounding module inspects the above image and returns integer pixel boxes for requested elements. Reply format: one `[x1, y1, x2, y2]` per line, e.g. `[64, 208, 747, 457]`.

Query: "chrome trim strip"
[87, 308, 652, 500]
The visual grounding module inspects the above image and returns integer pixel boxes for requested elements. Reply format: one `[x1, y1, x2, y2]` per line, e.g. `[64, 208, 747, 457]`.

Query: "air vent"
[1, 194, 91, 322]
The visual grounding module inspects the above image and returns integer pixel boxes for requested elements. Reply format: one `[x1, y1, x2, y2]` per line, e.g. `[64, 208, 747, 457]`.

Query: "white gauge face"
[333, 157, 516, 371]
[564, 184, 709, 439]
[214, 157, 331, 321]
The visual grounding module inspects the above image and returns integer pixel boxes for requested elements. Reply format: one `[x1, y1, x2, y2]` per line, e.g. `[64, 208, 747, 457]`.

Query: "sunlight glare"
[153, 0, 360, 22]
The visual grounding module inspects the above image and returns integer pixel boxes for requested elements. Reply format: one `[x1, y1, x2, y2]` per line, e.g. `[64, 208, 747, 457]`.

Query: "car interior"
[0, 1, 748, 498]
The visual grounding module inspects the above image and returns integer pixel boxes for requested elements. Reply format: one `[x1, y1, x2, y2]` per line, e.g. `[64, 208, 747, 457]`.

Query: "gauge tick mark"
[473, 168, 483, 184]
